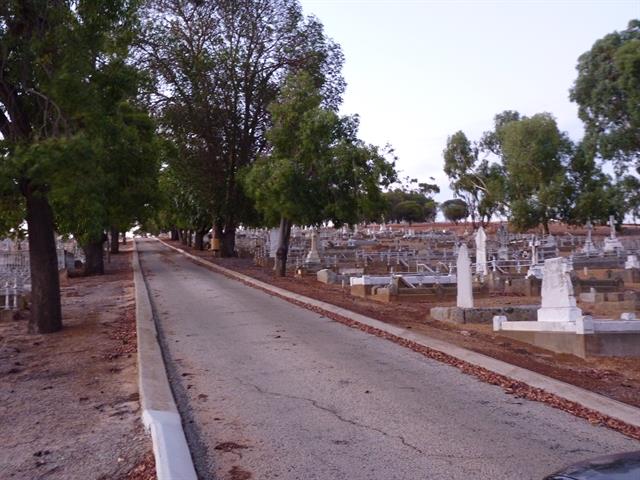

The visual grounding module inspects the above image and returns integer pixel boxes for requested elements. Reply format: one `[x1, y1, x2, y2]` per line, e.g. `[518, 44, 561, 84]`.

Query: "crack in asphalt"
[238, 380, 521, 463]
[239, 379, 427, 456]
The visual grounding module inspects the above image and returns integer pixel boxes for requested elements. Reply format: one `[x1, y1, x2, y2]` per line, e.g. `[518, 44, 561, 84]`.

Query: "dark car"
[544, 450, 640, 479]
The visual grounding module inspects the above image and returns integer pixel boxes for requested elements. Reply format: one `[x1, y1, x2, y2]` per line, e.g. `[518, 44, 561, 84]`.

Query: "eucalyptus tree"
[243, 72, 396, 276]
[442, 131, 504, 226]
[570, 19, 640, 170]
[139, 0, 345, 256]
[0, 0, 146, 333]
[500, 113, 573, 233]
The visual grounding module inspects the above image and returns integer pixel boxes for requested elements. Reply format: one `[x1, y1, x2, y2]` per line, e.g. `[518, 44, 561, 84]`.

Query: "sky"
[298, 0, 640, 203]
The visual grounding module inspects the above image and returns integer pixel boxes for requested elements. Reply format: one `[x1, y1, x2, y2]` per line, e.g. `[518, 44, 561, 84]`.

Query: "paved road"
[138, 239, 638, 480]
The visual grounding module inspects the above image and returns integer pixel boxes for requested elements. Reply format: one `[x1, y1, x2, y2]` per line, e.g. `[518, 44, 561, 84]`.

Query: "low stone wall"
[430, 305, 538, 324]
[498, 330, 640, 358]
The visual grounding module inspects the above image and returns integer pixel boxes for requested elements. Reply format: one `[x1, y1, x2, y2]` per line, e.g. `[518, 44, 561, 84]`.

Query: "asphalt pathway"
[137, 239, 638, 480]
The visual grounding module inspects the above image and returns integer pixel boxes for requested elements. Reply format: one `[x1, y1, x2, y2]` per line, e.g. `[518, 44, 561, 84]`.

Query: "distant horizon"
[299, 0, 639, 206]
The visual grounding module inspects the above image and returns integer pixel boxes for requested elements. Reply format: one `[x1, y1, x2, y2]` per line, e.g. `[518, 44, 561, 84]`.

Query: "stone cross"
[603, 215, 624, 252]
[475, 226, 487, 277]
[537, 257, 582, 323]
[456, 244, 474, 308]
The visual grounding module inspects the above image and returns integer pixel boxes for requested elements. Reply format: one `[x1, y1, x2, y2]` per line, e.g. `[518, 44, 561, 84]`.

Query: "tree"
[500, 113, 572, 233]
[441, 199, 469, 223]
[620, 171, 640, 223]
[51, 98, 160, 274]
[392, 201, 424, 224]
[243, 72, 396, 276]
[570, 20, 640, 170]
[442, 131, 503, 225]
[383, 179, 438, 224]
[0, 0, 142, 333]
[139, 0, 345, 257]
[561, 142, 625, 226]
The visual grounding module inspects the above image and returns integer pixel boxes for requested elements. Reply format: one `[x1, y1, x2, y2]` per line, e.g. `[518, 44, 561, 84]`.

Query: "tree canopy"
[139, 0, 345, 256]
[441, 199, 469, 223]
[570, 19, 640, 170]
[0, 0, 159, 332]
[243, 72, 396, 275]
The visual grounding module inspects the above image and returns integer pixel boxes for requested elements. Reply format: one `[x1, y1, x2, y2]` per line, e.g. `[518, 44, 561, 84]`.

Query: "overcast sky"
[298, 0, 639, 203]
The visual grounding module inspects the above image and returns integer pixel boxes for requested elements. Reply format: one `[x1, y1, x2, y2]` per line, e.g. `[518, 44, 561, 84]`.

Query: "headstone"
[316, 269, 338, 284]
[305, 229, 321, 265]
[268, 228, 279, 258]
[537, 257, 582, 323]
[609, 215, 617, 239]
[581, 220, 598, 254]
[603, 215, 624, 252]
[456, 244, 473, 308]
[625, 255, 639, 270]
[475, 226, 487, 277]
[497, 223, 507, 245]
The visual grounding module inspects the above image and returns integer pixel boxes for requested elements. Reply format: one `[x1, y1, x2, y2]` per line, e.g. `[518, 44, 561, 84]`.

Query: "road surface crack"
[241, 380, 425, 455]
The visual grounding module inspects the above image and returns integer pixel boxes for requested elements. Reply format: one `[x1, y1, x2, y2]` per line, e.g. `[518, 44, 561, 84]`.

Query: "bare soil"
[167, 240, 640, 412]
[0, 246, 155, 480]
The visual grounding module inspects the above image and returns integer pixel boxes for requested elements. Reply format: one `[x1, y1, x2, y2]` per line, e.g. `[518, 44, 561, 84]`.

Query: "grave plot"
[0, 237, 87, 318]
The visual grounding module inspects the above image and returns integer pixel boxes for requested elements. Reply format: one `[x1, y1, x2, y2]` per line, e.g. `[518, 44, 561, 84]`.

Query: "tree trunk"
[170, 229, 179, 241]
[121, 232, 127, 245]
[25, 191, 62, 334]
[110, 226, 119, 254]
[180, 229, 188, 245]
[186, 229, 193, 247]
[542, 220, 550, 235]
[83, 238, 105, 276]
[275, 217, 292, 277]
[221, 228, 236, 257]
[194, 230, 204, 251]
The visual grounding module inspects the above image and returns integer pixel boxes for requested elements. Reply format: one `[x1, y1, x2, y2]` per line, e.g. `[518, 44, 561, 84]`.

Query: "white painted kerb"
[133, 241, 198, 480]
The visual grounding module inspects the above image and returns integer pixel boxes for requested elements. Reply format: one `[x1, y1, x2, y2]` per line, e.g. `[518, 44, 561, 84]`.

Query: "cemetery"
[0, 237, 84, 318]
[2, 4, 639, 478]
[209, 216, 640, 360]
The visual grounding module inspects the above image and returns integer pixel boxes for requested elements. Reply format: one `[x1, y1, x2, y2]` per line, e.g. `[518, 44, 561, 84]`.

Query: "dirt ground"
[0, 246, 155, 480]
[166, 240, 640, 412]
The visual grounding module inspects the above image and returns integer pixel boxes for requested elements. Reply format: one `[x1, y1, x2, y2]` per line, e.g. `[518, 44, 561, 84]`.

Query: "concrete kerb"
[133, 240, 198, 480]
[155, 238, 640, 431]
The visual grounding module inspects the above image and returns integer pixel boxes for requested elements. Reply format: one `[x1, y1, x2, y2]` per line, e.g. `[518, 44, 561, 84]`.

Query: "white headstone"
[305, 229, 321, 265]
[475, 226, 487, 276]
[603, 217, 624, 252]
[269, 228, 279, 258]
[537, 257, 582, 323]
[625, 255, 640, 270]
[456, 244, 474, 308]
[609, 215, 617, 239]
[582, 220, 598, 254]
